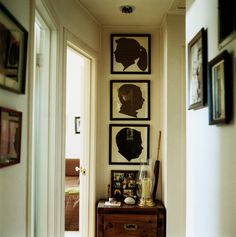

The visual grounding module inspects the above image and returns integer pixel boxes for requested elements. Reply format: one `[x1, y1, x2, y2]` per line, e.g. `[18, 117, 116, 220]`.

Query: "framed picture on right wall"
[187, 28, 208, 110]
[208, 50, 232, 125]
[218, 0, 236, 48]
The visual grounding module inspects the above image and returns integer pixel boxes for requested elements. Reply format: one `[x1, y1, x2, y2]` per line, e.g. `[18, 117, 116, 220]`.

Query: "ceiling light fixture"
[120, 5, 135, 14]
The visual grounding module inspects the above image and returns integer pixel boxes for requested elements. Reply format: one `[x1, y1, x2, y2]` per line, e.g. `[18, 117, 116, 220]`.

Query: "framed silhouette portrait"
[0, 107, 22, 168]
[111, 34, 151, 74]
[110, 80, 150, 120]
[109, 124, 150, 165]
[188, 28, 208, 110]
[0, 3, 28, 93]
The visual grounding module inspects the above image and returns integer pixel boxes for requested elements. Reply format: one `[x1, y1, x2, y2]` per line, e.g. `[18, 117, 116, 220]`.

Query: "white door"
[64, 31, 97, 237]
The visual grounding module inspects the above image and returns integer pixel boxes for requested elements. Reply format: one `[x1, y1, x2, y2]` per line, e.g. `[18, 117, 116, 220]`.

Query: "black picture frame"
[0, 3, 28, 94]
[109, 124, 149, 165]
[0, 107, 22, 168]
[74, 116, 81, 134]
[110, 170, 139, 200]
[208, 50, 232, 125]
[110, 80, 150, 120]
[111, 34, 151, 74]
[218, 0, 236, 48]
[188, 28, 208, 110]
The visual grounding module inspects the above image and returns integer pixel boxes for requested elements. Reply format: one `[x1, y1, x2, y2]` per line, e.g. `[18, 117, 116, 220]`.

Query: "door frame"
[27, 2, 60, 237]
[62, 28, 98, 237]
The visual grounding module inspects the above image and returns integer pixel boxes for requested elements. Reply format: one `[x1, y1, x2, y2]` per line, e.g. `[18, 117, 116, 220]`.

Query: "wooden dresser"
[97, 200, 166, 237]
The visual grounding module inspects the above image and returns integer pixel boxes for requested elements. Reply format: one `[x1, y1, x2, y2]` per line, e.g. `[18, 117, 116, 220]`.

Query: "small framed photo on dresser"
[111, 170, 139, 200]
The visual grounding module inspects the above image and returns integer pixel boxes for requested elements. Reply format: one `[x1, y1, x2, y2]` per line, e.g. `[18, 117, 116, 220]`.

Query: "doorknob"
[75, 166, 86, 175]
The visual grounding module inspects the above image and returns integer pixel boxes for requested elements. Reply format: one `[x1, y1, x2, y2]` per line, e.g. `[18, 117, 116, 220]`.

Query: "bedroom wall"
[186, 0, 236, 236]
[0, 0, 30, 237]
[65, 50, 83, 159]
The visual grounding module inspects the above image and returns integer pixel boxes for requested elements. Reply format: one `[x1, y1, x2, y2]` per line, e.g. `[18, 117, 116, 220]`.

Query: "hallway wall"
[0, 0, 101, 236]
[186, 0, 236, 236]
[97, 26, 162, 199]
[0, 0, 30, 237]
[160, 14, 186, 237]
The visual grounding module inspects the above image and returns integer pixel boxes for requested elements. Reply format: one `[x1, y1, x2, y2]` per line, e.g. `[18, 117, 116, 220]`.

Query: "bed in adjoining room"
[65, 158, 80, 231]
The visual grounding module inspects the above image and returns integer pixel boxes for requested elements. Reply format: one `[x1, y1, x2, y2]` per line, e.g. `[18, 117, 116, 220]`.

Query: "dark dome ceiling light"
[120, 5, 135, 14]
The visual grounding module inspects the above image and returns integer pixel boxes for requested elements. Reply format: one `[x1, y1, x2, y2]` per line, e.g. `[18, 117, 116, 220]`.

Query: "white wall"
[65, 48, 83, 158]
[0, 0, 30, 237]
[186, 0, 236, 236]
[49, 0, 100, 52]
[97, 26, 163, 200]
[160, 14, 186, 237]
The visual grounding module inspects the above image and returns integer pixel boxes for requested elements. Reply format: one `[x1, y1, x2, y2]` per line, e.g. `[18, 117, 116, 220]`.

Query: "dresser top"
[97, 199, 166, 215]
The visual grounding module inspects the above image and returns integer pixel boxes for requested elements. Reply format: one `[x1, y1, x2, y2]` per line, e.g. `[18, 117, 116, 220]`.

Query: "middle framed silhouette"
[110, 80, 150, 120]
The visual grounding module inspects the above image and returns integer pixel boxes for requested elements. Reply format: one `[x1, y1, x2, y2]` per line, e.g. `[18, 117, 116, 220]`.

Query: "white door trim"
[28, 2, 61, 237]
[62, 28, 98, 237]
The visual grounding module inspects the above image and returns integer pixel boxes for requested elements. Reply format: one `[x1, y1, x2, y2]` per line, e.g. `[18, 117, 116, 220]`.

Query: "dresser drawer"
[104, 214, 157, 237]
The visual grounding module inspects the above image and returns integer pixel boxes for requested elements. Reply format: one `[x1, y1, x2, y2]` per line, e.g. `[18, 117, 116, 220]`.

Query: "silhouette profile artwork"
[116, 128, 143, 162]
[114, 37, 148, 72]
[118, 84, 144, 118]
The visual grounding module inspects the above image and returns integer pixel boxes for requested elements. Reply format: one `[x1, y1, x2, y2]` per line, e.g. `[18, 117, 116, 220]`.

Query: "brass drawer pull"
[124, 223, 138, 230]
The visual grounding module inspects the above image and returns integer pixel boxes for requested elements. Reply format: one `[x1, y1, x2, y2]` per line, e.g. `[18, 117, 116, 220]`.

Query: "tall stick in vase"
[152, 131, 161, 201]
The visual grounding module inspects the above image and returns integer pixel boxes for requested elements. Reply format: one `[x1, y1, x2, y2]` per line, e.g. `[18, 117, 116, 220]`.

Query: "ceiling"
[76, 0, 185, 27]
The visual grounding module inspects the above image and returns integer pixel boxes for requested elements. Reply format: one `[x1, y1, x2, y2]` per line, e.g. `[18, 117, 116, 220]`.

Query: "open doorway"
[64, 46, 84, 236]
[64, 42, 94, 237]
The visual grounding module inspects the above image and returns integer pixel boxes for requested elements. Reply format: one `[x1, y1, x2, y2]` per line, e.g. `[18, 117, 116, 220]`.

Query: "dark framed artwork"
[74, 116, 81, 134]
[111, 34, 151, 74]
[111, 170, 139, 200]
[0, 107, 22, 168]
[109, 124, 149, 165]
[110, 80, 150, 120]
[188, 28, 208, 110]
[0, 3, 28, 93]
[218, 0, 236, 48]
[208, 50, 232, 125]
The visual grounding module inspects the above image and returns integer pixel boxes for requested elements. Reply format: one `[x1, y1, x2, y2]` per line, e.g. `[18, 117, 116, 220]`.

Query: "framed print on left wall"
[0, 3, 28, 93]
[188, 28, 208, 110]
[0, 107, 22, 168]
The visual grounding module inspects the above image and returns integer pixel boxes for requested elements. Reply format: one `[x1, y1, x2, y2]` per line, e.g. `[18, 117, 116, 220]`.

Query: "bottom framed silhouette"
[109, 124, 149, 165]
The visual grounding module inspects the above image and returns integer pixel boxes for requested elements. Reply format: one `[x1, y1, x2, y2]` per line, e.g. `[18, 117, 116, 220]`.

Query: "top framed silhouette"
[111, 34, 151, 74]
